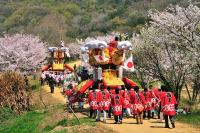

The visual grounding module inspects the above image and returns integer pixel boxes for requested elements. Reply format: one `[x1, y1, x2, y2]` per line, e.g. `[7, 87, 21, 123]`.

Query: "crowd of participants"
[40, 71, 76, 93]
[40, 66, 178, 129]
[88, 83, 177, 128]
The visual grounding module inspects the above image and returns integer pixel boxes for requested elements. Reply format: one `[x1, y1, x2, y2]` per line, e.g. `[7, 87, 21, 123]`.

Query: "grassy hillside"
[0, 105, 111, 133]
[0, 0, 193, 45]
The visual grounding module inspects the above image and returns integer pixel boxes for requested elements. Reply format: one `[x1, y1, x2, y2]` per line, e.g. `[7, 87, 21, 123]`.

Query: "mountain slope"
[0, 0, 194, 45]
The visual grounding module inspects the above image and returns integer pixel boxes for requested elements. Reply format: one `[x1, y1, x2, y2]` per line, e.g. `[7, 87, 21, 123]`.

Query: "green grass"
[0, 108, 16, 123]
[69, 117, 96, 127]
[54, 130, 67, 133]
[28, 76, 41, 91]
[176, 112, 200, 127]
[43, 119, 68, 132]
[0, 111, 46, 133]
[43, 117, 95, 132]
[57, 119, 68, 126]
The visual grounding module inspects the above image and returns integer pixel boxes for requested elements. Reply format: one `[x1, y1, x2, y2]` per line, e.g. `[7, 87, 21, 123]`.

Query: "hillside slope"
[0, 0, 194, 45]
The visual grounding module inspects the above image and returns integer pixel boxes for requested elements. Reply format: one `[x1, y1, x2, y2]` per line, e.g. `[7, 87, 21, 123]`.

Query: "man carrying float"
[88, 84, 99, 119]
[141, 87, 153, 119]
[130, 86, 146, 124]
[111, 88, 124, 124]
[121, 85, 132, 117]
[148, 85, 160, 119]
[97, 84, 111, 123]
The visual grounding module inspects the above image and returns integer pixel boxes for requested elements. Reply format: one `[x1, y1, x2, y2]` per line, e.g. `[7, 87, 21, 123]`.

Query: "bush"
[0, 71, 31, 114]
[0, 6, 15, 17]
[65, 3, 81, 15]
[0, 16, 6, 23]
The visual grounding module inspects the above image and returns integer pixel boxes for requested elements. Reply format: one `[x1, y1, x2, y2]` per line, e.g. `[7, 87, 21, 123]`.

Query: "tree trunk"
[185, 84, 192, 101]
[192, 80, 200, 102]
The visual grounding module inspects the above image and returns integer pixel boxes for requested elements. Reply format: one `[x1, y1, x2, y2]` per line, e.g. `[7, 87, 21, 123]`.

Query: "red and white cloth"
[122, 55, 135, 72]
[111, 94, 123, 115]
[161, 92, 177, 116]
[151, 90, 160, 109]
[88, 91, 99, 110]
[130, 92, 145, 115]
[122, 90, 131, 109]
[98, 90, 110, 111]
[141, 90, 153, 111]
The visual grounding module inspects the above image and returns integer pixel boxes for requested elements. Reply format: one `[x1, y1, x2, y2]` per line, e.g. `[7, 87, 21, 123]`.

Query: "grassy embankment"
[0, 105, 98, 133]
[176, 112, 200, 128]
[0, 71, 112, 133]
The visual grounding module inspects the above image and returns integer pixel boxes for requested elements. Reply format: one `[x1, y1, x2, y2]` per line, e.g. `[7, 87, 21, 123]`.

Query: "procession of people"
[87, 82, 177, 128]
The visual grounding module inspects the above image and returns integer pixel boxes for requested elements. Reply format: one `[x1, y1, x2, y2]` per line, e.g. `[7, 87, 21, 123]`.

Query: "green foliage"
[0, 6, 15, 17]
[176, 112, 200, 127]
[111, 16, 127, 28]
[0, 0, 192, 44]
[0, 111, 45, 133]
[0, 108, 16, 123]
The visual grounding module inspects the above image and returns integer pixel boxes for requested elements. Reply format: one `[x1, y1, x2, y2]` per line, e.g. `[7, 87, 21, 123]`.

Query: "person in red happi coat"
[121, 85, 132, 117]
[161, 85, 177, 128]
[129, 86, 135, 96]
[107, 87, 113, 118]
[149, 85, 160, 118]
[97, 84, 111, 122]
[130, 86, 146, 124]
[141, 87, 153, 119]
[129, 86, 135, 113]
[88, 85, 99, 119]
[111, 88, 123, 124]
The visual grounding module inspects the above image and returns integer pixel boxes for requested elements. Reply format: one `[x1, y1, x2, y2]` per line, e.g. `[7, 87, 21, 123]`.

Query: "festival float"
[41, 42, 73, 72]
[67, 37, 138, 104]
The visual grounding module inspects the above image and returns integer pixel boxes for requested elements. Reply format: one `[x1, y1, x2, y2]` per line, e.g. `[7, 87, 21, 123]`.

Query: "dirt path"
[101, 118, 200, 133]
[42, 85, 66, 104]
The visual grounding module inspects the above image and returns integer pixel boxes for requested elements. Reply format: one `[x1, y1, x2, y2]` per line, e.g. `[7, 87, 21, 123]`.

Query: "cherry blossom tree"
[133, 4, 200, 102]
[0, 34, 47, 72]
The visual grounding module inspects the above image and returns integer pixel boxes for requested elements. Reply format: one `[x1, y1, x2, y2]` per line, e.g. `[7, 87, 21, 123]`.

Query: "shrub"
[0, 71, 31, 114]
[0, 16, 6, 23]
[0, 6, 15, 17]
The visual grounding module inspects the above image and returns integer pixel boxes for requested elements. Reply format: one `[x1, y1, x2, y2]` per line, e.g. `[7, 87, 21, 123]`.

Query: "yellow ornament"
[112, 49, 123, 65]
